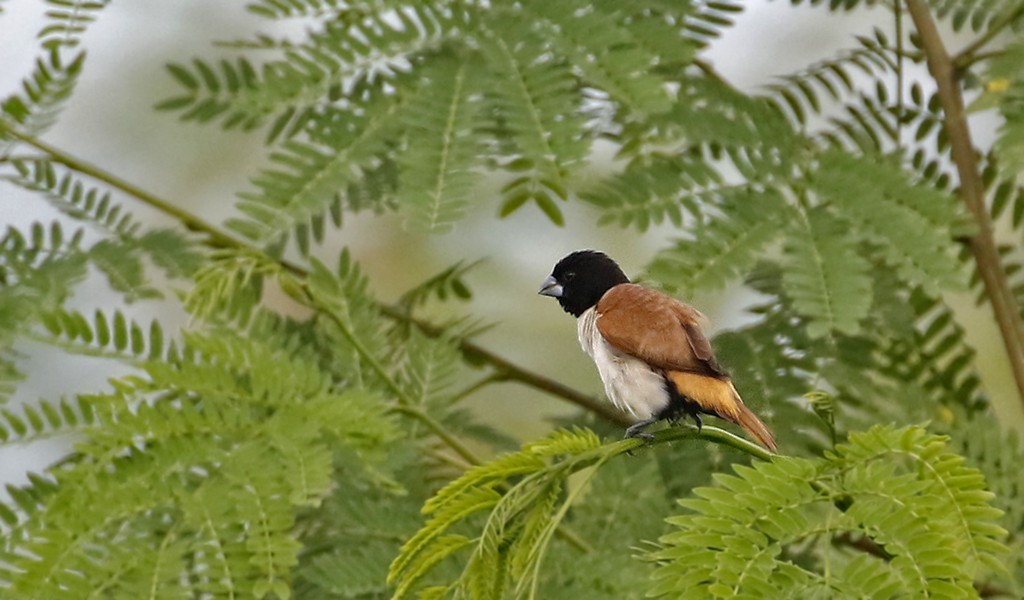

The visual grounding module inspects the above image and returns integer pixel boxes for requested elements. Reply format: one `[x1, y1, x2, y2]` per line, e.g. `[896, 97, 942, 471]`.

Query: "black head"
[538, 250, 630, 317]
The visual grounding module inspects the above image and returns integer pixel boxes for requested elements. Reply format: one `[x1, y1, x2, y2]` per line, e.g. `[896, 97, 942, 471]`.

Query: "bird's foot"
[624, 418, 658, 442]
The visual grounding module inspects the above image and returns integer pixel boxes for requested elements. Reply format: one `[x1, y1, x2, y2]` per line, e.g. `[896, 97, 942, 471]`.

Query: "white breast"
[577, 307, 672, 421]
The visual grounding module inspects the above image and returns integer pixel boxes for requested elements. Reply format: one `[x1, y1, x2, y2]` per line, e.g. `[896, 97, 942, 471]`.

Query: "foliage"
[651, 425, 1007, 598]
[2, 0, 1024, 599]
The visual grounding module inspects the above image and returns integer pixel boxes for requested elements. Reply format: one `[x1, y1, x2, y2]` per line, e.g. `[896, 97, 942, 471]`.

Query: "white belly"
[577, 308, 671, 420]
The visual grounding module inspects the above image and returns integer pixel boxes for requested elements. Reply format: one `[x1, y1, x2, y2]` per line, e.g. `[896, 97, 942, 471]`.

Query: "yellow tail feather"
[666, 372, 777, 452]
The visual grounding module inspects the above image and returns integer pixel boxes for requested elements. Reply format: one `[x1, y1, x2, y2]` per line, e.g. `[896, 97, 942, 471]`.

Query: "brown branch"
[906, 0, 1024, 409]
[378, 305, 631, 425]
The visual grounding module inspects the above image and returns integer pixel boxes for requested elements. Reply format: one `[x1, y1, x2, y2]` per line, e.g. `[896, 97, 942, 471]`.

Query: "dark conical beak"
[538, 275, 563, 298]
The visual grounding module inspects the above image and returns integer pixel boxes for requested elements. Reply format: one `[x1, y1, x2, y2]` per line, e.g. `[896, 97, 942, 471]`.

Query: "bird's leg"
[624, 418, 658, 441]
[690, 411, 703, 432]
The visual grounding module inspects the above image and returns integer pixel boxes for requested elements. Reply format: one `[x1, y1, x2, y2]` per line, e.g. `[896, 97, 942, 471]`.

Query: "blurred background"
[1, 0, 1020, 492]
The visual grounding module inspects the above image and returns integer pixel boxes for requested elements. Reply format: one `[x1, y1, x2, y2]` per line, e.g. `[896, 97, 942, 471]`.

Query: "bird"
[538, 250, 777, 452]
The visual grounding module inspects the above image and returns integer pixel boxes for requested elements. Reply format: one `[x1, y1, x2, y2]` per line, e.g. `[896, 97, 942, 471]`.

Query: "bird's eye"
[563, 271, 576, 282]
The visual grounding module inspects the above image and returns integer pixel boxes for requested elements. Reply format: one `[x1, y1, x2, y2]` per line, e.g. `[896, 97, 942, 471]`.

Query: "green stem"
[379, 305, 630, 425]
[0, 123, 240, 251]
[391, 405, 484, 467]
[610, 424, 775, 462]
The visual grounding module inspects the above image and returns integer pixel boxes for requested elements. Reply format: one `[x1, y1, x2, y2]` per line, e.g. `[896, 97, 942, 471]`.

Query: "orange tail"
[666, 372, 778, 452]
[733, 403, 777, 453]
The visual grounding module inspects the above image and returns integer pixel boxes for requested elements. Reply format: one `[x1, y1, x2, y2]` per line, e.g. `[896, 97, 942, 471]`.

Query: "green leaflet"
[768, 33, 895, 126]
[158, 4, 457, 132]
[0, 51, 84, 140]
[929, 0, 1024, 32]
[397, 328, 464, 410]
[38, 0, 113, 50]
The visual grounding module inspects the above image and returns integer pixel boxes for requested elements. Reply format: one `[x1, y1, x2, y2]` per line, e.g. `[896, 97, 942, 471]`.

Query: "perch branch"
[907, 0, 1024, 409]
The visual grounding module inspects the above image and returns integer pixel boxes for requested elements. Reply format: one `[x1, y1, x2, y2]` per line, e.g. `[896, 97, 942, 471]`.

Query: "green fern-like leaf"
[479, 16, 587, 224]
[837, 425, 1008, 577]
[681, 0, 746, 45]
[1, 165, 200, 303]
[395, 55, 485, 233]
[184, 248, 277, 323]
[0, 396, 95, 445]
[38, 308, 168, 361]
[302, 544, 401, 598]
[767, 31, 895, 126]
[949, 414, 1024, 586]
[813, 149, 967, 295]
[397, 329, 462, 410]
[227, 85, 405, 246]
[0, 222, 89, 317]
[1, 312, 399, 598]
[397, 260, 476, 310]
[649, 424, 1008, 598]
[782, 205, 873, 337]
[580, 153, 716, 232]
[648, 188, 788, 293]
[5, 158, 138, 235]
[623, 75, 801, 182]
[521, 0, 673, 115]
[872, 287, 987, 411]
[391, 428, 614, 599]
[159, 4, 457, 132]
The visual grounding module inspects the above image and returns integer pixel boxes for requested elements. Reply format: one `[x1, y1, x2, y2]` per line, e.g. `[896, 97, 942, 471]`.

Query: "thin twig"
[952, 6, 1024, 71]
[613, 423, 775, 462]
[1, 124, 242, 252]
[390, 405, 484, 467]
[906, 0, 1024, 410]
[379, 305, 630, 425]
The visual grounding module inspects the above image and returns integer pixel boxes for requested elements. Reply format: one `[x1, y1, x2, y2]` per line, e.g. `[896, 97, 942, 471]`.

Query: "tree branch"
[906, 0, 1024, 409]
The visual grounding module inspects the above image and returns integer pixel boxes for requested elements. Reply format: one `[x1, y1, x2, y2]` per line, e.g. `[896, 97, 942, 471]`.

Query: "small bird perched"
[538, 250, 777, 452]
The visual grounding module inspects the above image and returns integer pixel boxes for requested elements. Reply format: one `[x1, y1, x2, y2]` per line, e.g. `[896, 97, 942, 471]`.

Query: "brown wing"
[595, 284, 727, 379]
